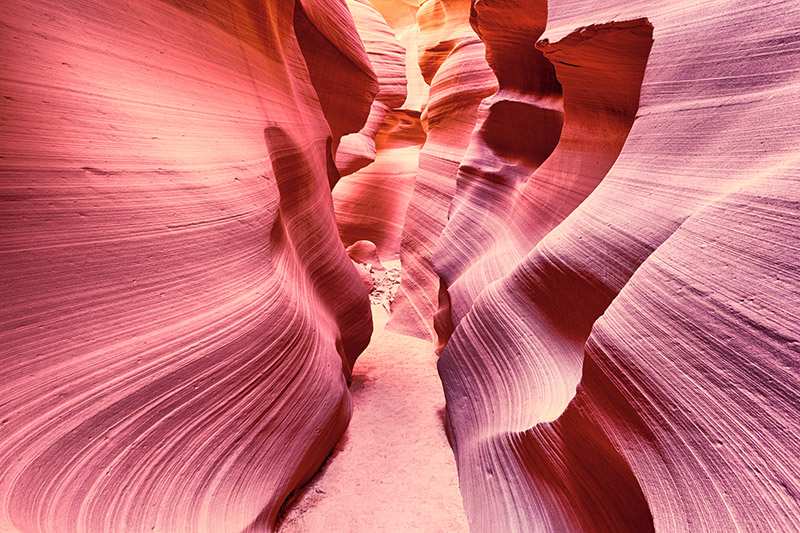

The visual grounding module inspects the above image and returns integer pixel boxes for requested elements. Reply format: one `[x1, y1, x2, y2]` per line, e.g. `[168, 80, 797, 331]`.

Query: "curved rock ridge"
[347, 0, 430, 113]
[433, 0, 564, 326]
[434, 0, 800, 531]
[387, 30, 497, 343]
[3, 0, 800, 531]
[335, 0, 409, 177]
[333, 109, 426, 260]
[294, 0, 379, 147]
[0, 1, 375, 531]
[559, 181, 800, 531]
[416, 0, 475, 84]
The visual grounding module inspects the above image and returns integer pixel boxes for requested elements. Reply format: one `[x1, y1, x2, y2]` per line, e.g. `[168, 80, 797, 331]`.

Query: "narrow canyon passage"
[2, 0, 799, 532]
[278, 306, 468, 532]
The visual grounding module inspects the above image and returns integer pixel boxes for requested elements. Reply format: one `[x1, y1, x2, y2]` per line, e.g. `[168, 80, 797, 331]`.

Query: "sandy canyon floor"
[278, 305, 468, 532]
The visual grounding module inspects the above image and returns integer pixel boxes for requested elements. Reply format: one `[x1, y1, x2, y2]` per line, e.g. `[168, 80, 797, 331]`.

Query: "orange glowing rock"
[336, 0, 409, 177]
[2, 0, 799, 531]
[387, 0, 497, 344]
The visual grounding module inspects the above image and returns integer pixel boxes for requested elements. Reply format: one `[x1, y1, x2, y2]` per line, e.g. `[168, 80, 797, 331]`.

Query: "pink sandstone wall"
[2, 0, 799, 531]
[0, 1, 377, 531]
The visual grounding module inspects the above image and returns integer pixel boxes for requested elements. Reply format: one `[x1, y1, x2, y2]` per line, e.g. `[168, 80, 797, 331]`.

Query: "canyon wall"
[387, 0, 498, 343]
[432, 0, 800, 531]
[331, 0, 425, 263]
[2, 0, 799, 532]
[335, 0, 409, 177]
[0, 1, 378, 531]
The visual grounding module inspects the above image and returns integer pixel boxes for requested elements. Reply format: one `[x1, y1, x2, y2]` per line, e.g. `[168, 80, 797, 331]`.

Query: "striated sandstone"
[336, 0, 408, 177]
[387, 0, 497, 345]
[333, 109, 426, 261]
[0, 1, 375, 531]
[2, 0, 799, 531]
[435, 0, 800, 531]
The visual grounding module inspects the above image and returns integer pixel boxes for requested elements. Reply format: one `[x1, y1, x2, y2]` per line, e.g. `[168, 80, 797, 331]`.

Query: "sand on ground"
[278, 306, 469, 532]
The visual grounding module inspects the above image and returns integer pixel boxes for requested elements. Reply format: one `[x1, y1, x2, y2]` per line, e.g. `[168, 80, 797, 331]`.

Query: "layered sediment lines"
[388, 0, 497, 343]
[333, 110, 426, 260]
[335, 0, 408, 177]
[331, 1, 426, 262]
[0, 1, 376, 531]
[2, 0, 800, 531]
[434, 0, 800, 531]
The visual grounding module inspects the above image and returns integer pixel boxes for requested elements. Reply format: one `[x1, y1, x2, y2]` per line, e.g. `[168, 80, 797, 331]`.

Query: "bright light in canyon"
[2, 0, 799, 532]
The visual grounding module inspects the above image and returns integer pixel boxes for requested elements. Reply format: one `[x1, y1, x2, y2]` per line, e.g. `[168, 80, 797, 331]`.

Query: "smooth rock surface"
[333, 110, 426, 260]
[433, 0, 800, 531]
[336, 0, 409, 177]
[0, 1, 375, 531]
[387, 1, 497, 344]
[3, 0, 800, 532]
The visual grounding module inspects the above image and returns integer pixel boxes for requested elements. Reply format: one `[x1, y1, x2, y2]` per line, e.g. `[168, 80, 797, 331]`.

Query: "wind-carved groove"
[264, 126, 372, 376]
[387, 23, 499, 343]
[431, 1, 565, 329]
[435, 13, 656, 532]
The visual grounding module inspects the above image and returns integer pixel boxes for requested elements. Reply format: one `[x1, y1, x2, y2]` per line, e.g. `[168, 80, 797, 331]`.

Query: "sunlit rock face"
[335, 0, 408, 177]
[368, 0, 429, 112]
[331, 0, 424, 262]
[2, 0, 800, 531]
[0, 1, 375, 531]
[434, 0, 800, 531]
[333, 109, 426, 261]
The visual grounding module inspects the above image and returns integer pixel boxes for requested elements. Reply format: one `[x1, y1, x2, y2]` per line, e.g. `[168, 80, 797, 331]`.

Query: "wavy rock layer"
[366, 0, 429, 112]
[0, 1, 375, 532]
[387, 0, 497, 344]
[3, 0, 800, 531]
[435, 0, 800, 531]
[330, 1, 425, 261]
[335, 0, 408, 177]
[333, 109, 426, 260]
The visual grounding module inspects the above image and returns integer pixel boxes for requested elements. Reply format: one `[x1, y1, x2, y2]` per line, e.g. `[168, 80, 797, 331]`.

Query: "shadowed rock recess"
[1, 0, 799, 532]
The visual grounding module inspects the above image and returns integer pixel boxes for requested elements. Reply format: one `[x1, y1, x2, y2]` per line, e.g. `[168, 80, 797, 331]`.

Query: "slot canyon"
[1, 0, 799, 531]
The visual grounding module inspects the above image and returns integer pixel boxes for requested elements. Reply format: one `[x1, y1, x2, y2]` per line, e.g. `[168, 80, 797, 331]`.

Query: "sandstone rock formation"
[333, 109, 426, 260]
[0, 1, 376, 531]
[2, 0, 799, 531]
[335, 0, 408, 177]
[387, 0, 497, 344]
[432, 0, 800, 531]
[368, 0, 430, 112]
[330, 1, 428, 262]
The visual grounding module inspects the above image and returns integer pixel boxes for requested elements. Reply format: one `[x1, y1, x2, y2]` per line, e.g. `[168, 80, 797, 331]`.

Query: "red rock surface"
[333, 109, 426, 261]
[331, 1, 426, 262]
[335, 0, 408, 177]
[387, 0, 497, 344]
[3, 0, 800, 531]
[432, 0, 800, 531]
[0, 1, 374, 531]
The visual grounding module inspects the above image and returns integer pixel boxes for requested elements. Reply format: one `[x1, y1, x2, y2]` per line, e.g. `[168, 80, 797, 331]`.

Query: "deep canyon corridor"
[1, 0, 799, 532]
